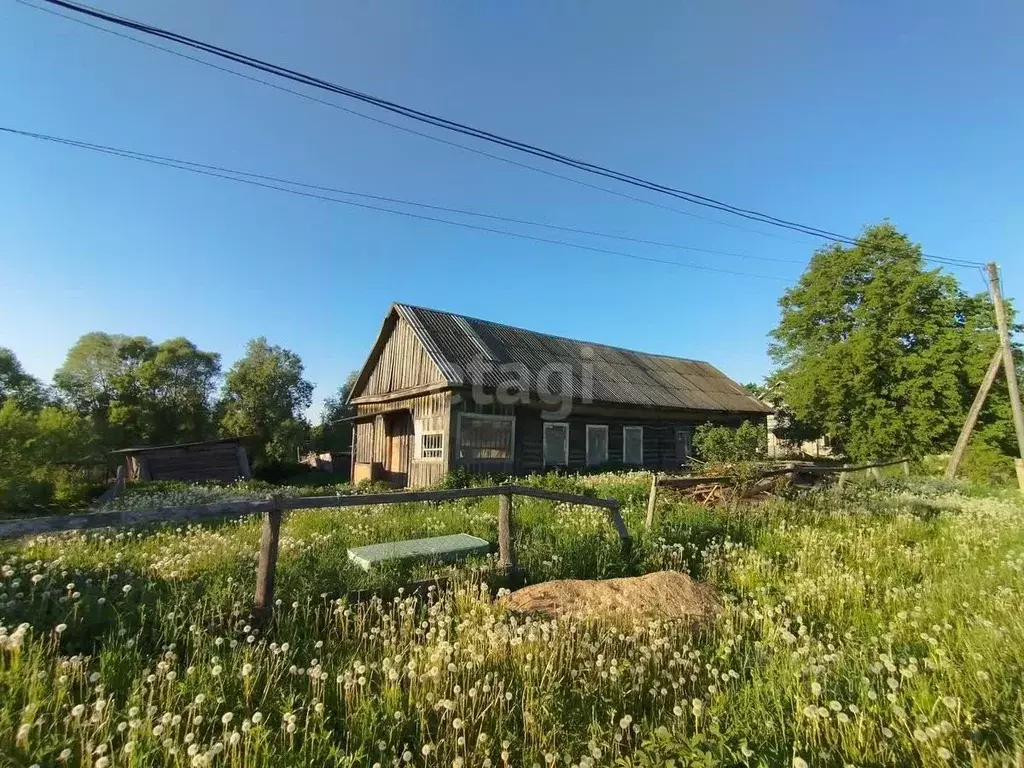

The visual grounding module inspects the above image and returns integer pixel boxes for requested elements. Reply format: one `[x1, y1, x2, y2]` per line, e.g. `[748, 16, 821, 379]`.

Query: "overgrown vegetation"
[0, 338, 356, 516]
[767, 222, 1022, 464]
[692, 420, 766, 463]
[2, 473, 1022, 766]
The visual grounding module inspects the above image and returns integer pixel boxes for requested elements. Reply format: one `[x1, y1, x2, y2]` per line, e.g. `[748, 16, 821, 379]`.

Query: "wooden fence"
[0, 485, 630, 623]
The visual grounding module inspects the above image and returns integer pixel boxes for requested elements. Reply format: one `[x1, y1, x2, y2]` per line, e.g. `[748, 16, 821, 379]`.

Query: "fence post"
[497, 492, 517, 569]
[837, 464, 849, 490]
[868, 466, 882, 482]
[901, 460, 910, 477]
[607, 502, 633, 556]
[645, 472, 659, 531]
[253, 497, 283, 625]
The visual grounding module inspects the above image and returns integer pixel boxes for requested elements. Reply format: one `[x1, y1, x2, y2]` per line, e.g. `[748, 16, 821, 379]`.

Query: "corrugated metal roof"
[392, 303, 770, 414]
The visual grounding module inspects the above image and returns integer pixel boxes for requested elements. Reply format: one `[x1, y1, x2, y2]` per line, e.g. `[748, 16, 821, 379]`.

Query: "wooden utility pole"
[948, 263, 1024, 491]
[988, 263, 1024, 491]
[988, 264, 1024, 452]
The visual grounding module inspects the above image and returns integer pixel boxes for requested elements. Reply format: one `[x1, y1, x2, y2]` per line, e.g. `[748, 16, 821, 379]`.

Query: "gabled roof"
[354, 303, 770, 414]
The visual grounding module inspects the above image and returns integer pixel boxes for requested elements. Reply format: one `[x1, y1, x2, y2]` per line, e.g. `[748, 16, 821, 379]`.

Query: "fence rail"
[0, 484, 630, 624]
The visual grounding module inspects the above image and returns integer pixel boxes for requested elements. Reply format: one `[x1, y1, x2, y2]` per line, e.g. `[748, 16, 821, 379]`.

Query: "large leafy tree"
[0, 347, 48, 410]
[54, 333, 221, 446]
[108, 338, 221, 445]
[219, 338, 314, 462]
[53, 333, 151, 421]
[769, 222, 1010, 461]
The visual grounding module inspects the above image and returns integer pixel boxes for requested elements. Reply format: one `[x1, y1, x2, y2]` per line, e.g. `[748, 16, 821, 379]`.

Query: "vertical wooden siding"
[362, 316, 445, 396]
[353, 391, 451, 488]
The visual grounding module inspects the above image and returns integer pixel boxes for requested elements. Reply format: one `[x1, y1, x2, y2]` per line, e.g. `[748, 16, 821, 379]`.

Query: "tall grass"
[1, 477, 1022, 766]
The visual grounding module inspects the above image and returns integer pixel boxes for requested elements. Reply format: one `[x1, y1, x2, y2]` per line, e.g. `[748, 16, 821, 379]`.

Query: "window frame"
[419, 432, 444, 461]
[457, 412, 516, 463]
[622, 425, 644, 465]
[542, 421, 570, 467]
[585, 424, 609, 466]
[674, 427, 692, 465]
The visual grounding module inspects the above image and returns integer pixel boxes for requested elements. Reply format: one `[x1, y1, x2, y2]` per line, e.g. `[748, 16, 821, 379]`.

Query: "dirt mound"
[500, 571, 721, 622]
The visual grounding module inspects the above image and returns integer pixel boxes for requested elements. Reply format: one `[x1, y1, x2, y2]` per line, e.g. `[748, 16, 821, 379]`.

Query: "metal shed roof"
[392, 304, 770, 415]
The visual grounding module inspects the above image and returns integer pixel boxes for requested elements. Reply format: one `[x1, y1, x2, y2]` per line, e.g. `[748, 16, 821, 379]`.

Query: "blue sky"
[2, 0, 1022, 417]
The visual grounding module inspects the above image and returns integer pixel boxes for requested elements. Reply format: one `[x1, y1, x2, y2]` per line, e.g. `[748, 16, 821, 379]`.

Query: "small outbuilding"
[112, 437, 252, 484]
[347, 303, 771, 488]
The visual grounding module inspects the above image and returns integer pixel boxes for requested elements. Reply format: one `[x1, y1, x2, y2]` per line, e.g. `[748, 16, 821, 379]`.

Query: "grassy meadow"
[1, 474, 1023, 767]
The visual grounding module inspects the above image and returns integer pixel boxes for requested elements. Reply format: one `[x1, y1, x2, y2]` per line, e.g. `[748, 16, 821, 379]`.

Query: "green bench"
[347, 533, 490, 571]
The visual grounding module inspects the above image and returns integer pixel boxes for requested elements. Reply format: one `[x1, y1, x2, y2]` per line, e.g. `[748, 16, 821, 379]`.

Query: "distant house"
[112, 437, 252, 484]
[347, 304, 770, 488]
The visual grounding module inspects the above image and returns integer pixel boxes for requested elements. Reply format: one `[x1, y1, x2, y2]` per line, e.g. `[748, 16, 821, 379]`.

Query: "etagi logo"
[448, 346, 595, 420]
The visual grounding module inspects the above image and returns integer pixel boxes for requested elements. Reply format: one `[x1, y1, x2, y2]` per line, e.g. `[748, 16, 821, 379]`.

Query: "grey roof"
[393, 304, 770, 415]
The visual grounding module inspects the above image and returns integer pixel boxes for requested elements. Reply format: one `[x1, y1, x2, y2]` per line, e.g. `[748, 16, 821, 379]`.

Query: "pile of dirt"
[500, 571, 722, 622]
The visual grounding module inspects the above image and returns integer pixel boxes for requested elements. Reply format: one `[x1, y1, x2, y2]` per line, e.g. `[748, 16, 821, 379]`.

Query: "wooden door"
[385, 411, 413, 486]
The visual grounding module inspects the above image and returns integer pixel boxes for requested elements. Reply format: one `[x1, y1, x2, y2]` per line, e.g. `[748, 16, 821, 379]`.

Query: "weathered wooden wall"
[352, 391, 451, 488]
[360, 316, 444, 396]
[124, 442, 249, 484]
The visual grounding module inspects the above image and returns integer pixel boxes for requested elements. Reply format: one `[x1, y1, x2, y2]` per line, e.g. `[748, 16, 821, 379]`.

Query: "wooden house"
[348, 304, 771, 487]
[112, 438, 253, 484]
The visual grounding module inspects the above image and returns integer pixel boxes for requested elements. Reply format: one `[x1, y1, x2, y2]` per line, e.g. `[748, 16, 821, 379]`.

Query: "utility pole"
[988, 263, 1024, 490]
[945, 263, 1024, 491]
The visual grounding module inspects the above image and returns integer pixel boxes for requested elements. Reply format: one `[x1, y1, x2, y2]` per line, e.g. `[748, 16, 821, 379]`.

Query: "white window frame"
[457, 412, 516, 462]
[420, 432, 444, 461]
[586, 424, 609, 466]
[543, 421, 570, 467]
[622, 426, 644, 465]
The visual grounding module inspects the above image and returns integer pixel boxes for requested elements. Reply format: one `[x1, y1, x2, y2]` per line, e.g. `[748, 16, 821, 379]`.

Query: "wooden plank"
[645, 472, 659, 530]
[0, 499, 275, 539]
[606, 502, 632, 555]
[281, 484, 619, 512]
[252, 500, 283, 623]
[498, 493, 516, 568]
[946, 348, 1003, 479]
[237, 446, 253, 480]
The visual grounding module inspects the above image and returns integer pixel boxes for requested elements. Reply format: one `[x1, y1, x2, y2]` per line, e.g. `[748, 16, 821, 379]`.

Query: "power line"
[12, 0, 817, 248]
[24, 0, 984, 269]
[0, 125, 795, 281]
[0, 125, 801, 266]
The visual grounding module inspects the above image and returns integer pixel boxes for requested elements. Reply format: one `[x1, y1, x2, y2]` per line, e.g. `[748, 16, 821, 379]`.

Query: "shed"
[347, 303, 771, 488]
[112, 438, 253, 484]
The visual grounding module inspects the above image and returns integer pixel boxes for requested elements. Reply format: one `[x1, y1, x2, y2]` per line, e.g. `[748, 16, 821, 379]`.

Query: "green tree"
[108, 338, 221, 445]
[769, 222, 1010, 461]
[219, 338, 314, 462]
[0, 400, 100, 513]
[53, 333, 151, 422]
[0, 348, 48, 410]
[312, 370, 359, 452]
[54, 333, 220, 446]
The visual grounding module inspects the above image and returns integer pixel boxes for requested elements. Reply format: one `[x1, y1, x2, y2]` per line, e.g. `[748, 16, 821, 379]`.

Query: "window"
[543, 422, 569, 466]
[675, 428, 692, 465]
[420, 432, 444, 460]
[459, 413, 514, 461]
[623, 426, 644, 465]
[586, 424, 608, 466]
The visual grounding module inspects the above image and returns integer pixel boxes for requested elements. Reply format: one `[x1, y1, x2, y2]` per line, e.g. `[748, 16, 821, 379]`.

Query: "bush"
[959, 442, 1018, 486]
[693, 420, 766, 463]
